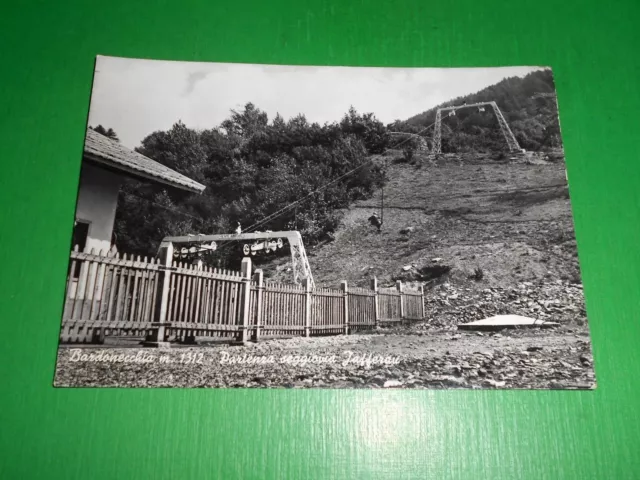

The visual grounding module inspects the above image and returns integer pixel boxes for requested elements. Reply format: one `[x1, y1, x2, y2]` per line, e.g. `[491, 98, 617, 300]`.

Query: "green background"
[1, 0, 639, 478]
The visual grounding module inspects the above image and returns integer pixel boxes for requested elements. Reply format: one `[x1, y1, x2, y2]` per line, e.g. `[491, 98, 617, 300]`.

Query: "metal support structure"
[161, 230, 315, 288]
[489, 101, 521, 152]
[431, 100, 521, 154]
[433, 108, 443, 155]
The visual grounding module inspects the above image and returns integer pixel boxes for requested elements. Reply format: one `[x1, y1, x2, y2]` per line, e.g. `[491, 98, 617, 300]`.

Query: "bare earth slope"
[309, 151, 580, 292]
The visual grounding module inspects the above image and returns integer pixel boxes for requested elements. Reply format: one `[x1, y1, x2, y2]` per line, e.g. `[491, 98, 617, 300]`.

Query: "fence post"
[371, 276, 380, 329]
[237, 257, 252, 344]
[182, 258, 203, 344]
[146, 241, 173, 347]
[253, 269, 264, 342]
[304, 277, 312, 337]
[341, 280, 349, 335]
[420, 284, 425, 319]
[396, 280, 405, 323]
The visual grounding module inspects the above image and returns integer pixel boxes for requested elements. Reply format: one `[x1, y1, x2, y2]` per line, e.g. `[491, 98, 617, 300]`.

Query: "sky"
[88, 56, 547, 149]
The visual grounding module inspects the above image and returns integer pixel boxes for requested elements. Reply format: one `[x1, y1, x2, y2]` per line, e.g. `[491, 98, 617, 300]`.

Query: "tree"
[92, 125, 119, 142]
[340, 106, 389, 154]
[136, 121, 207, 183]
[112, 104, 385, 262]
[221, 102, 269, 138]
[401, 69, 562, 152]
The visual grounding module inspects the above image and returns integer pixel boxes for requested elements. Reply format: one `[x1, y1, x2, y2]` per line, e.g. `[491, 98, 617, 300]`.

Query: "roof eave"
[84, 153, 206, 194]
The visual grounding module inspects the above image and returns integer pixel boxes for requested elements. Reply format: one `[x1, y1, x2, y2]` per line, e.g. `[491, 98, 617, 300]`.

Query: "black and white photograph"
[54, 56, 595, 389]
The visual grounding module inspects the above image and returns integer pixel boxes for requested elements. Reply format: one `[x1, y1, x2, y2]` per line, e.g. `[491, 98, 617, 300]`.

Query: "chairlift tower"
[432, 101, 521, 154]
[160, 231, 315, 288]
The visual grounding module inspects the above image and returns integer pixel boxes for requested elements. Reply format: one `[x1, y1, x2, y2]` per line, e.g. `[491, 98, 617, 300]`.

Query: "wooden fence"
[60, 245, 426, 344]
[61, 246, 160, 343]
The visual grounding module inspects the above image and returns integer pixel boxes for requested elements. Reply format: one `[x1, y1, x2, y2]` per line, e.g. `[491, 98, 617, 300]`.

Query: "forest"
[94, 68, 561, 265]
[388, 68, 561, 153]
[107, 105, 388, 264]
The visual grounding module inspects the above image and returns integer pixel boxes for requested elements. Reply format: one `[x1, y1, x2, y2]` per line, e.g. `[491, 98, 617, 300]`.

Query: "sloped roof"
[83, 128, 206, 194]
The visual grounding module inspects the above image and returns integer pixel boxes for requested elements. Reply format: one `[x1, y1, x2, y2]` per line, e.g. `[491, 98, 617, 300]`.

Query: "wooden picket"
[311, 286, 345, 335]
[403, 287, 424, 320]
[61, 246, 159, 343]
[347, 286, 376, 331]
[260, 282, 306, 336]
[165, 262, 245, 339]
[378, 287, 402, 323]
[60, 248, 426, 344]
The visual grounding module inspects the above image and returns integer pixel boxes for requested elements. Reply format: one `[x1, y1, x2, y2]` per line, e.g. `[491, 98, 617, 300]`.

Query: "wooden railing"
[60, 246, 426, 344]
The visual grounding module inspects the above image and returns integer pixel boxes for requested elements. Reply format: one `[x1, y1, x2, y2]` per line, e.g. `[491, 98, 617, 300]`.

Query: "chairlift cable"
[212, 120, 438, 254]
[240, 121, 436, 234]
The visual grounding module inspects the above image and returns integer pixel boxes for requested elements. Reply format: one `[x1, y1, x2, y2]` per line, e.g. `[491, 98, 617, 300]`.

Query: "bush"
[403, 146, 415, 163]
[470, 267, 484, 281]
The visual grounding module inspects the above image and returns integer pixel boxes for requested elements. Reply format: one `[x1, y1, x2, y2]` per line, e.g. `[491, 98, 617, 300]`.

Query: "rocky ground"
[55, 279, 594, 390]
[54, 323, 594, 389]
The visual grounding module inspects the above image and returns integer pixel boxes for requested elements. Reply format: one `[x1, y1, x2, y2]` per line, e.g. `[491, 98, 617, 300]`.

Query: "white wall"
[75, 162, 123, 253]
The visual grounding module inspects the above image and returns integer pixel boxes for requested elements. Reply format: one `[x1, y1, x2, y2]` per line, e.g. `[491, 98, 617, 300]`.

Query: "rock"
[383, 380, 403, 388]
[527, 346, 543, 352]
[402, 265, 412, 271]
[484, 379, 506, 388]
[438, 376, 467, 387]
[432, 257, 442, 263]
[400, 227, 415, 235]
[579, 354, 592, 366]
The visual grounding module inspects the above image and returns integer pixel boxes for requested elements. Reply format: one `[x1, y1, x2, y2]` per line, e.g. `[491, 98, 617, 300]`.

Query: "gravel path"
[54, 326, 595, 389]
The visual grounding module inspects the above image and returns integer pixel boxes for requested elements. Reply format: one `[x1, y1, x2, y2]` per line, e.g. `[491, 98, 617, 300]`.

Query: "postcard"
[53, 56, 594, 389]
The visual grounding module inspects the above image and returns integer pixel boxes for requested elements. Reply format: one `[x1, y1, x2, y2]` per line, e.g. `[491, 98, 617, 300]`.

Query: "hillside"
[262, 148, 585, 329]
[389, 69, 561, 152]
[57, 148, 594, 389]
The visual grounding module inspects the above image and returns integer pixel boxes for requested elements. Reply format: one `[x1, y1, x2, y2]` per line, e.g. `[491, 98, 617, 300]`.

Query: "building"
[73, 128, 206, 253]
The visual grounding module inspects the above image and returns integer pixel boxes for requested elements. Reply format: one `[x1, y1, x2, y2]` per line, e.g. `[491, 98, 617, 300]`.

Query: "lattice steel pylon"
[160, 231, 315, 288]
[431, 101, 521, 154]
